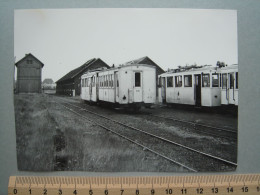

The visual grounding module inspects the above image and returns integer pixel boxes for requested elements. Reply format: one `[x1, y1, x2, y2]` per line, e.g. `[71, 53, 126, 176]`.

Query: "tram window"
[167, 76, 173, 87]
[82, 79, 84, 87]
[222, 74, 227, 89]
[184, 75, 192, 87]
[202, 74, 210, 87]
[175, 76, 182, 87]
[86, 78, 88, 87]
[117, 80, 119, 87]
[230, 73, 234, 89]
[135, 72, 141, 87]
[219, 74, 222, 87]
[236, 72, 238, 89]
[212, 73, 219, 87]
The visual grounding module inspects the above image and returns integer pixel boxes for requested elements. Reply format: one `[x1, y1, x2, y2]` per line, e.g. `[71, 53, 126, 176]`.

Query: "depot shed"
[56, 58, 110, 96]
[15, 53, 44, 93]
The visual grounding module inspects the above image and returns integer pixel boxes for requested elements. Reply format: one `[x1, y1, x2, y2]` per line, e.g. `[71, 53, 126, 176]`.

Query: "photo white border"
[1, 1, 260, 194]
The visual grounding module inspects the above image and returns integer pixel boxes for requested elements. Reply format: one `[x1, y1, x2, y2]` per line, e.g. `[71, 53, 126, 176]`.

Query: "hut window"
[167, 77, 173, 87]
[212, 73, 219, 87]
[202, 74, 210, 87]
[175, 76, 182, 87]
[26, 59, 33, 64]
[184, 75, 192, 87]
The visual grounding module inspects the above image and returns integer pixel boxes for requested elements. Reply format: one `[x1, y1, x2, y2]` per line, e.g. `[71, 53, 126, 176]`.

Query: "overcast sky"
[14, 8, 237, 82]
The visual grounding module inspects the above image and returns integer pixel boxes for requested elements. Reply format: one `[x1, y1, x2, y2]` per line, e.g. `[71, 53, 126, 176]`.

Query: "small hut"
[15, 53, 44, 93]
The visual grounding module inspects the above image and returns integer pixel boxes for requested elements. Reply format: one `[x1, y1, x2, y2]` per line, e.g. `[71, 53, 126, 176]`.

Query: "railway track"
[142, 113, 237, 140]
[55, 96, 237, 140]
[55, 97, 237, 172]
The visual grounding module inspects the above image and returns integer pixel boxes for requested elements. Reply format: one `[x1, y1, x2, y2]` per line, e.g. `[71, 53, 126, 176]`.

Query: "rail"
[57, 97, 237, 168]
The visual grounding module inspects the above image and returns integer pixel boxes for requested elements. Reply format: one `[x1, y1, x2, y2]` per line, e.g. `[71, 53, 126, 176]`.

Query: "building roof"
[42, 78, 54, 84]
[15, 53, 44, 67]
[56, 58, 110, 83]
[124, 56, 165, 74]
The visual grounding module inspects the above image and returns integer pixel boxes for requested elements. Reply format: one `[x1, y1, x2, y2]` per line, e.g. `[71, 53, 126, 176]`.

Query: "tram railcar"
[158, 66, 222, 107]
[220, 64, 238, 106]
[81, 64, 156, 110]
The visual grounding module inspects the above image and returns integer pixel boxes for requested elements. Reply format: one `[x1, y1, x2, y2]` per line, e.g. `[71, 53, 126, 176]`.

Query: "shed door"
[133, 72, 143, 102]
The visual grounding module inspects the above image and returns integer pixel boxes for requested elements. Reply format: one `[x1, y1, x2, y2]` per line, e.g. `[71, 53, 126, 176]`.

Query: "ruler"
[8, 174, 260, 195]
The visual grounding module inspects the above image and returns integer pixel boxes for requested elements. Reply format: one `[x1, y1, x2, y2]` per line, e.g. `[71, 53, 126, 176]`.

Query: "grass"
[14, 94, 184, 172]
[15, 94, 56, 171]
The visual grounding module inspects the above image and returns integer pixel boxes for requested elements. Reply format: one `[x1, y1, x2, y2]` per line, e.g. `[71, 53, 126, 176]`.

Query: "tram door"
[90, 76, 94, 101]
[89, 77, 92, 96]
[114, 72, 119, 102]
[133, 72, 143, 102]
[161, 77, 166, 103]
[194, 74, 201, 106]
[96, 74, 99, 101]
[228, 73, 235, 104]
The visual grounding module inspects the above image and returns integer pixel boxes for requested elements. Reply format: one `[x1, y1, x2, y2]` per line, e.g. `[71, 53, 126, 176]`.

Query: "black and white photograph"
[14, 8, 238, 172]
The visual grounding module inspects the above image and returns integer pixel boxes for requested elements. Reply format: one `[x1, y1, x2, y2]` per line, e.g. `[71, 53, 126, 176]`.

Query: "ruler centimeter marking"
[8, 174, 260, 195]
